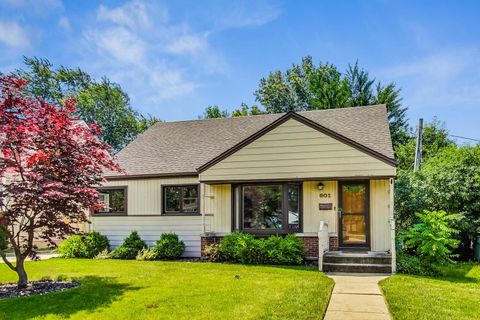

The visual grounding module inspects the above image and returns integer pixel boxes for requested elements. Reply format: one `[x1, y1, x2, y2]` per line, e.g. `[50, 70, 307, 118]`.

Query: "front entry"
[338, 181, 370, 249]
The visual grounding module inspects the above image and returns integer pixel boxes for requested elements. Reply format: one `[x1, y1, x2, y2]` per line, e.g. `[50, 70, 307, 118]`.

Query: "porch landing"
[323, 251, 392, 274]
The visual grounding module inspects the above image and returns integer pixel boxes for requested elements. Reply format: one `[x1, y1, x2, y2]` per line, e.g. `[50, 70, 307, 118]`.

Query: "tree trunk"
[16, 257, 28, 289]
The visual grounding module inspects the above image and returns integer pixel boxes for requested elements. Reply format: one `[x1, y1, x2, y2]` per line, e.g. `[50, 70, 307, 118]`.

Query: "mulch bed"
[0, 281, 80, 299]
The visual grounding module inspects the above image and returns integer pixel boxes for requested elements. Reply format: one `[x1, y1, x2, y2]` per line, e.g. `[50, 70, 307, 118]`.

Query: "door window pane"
[243, 185, 283, 229]
[341, 183, 367, 245]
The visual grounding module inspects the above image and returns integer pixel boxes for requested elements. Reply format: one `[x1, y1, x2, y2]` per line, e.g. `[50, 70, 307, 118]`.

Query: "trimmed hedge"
[154, 233, 185, 259]
[58, 232, 110, 258]
[109, 231, 147, 259]
[218, 232, 304, 265]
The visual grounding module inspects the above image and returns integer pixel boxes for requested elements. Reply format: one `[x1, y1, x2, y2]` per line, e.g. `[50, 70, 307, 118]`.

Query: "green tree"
[254, 56, 409, 146]
[395, 145, 480, 259]
[16, 57, 157, 152]
[395, 118, 454, 170]
[202, 105, 229, 119]
[232, 103, 264, 117]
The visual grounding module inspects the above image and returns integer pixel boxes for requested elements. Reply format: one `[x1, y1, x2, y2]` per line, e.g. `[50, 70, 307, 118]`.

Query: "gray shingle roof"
[107, 104, 394, 178]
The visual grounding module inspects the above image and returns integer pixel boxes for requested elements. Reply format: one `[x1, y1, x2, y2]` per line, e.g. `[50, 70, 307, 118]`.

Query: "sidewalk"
[1, 251, 59, 263]
[324, 274, 391, 320]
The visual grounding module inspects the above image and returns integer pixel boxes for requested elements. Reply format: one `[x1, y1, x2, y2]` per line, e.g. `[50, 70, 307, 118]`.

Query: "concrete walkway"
[324, 274, 391, 320]
[1, 251, 59, 263]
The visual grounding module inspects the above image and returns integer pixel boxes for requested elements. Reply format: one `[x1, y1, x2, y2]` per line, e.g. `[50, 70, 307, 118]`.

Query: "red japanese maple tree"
[0, 74, 120, 288]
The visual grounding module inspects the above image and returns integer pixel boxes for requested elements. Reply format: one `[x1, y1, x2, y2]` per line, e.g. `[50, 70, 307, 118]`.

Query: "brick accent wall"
[301, 236, 319, 259]
[329, 236, 339, 251]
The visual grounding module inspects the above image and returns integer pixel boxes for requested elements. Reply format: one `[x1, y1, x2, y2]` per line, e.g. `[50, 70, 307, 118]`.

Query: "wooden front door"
[338, 181, 370, 249]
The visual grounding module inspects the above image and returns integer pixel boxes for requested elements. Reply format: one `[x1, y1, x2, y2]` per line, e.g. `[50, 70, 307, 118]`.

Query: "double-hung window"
[94, 187, 127, 215]
[162, 185, 199, 215]
[234, 183, 302, 233]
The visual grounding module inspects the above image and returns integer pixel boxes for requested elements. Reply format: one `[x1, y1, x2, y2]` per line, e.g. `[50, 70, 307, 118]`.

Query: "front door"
[338, 181, 369, 249]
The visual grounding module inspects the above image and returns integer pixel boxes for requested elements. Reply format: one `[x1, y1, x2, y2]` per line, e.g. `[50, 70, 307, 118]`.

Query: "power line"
[449, 134, 480, 142]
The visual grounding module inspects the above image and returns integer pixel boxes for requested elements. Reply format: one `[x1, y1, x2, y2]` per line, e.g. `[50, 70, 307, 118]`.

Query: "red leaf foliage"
[0, 73, 121, 256]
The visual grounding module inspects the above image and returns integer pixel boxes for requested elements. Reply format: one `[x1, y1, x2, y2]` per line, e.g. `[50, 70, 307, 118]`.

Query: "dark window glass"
[243, 185, 283, 230]
[163, 185, 199, 214]
[288, 184, 300, 229]
[240, 183, 301, 233]
[96, 188, 126, 214]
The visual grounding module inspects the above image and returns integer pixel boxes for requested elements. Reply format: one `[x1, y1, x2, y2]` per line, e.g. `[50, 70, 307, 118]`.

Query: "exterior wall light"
[317, 182, 325, 190]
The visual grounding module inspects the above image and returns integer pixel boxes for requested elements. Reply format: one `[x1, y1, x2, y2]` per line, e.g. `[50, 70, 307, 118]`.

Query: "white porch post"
[389, 178, 396, 273]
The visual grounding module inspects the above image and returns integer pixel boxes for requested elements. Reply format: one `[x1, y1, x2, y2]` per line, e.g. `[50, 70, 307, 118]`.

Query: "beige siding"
[200, 119, 395, 182]
[203, 184, 231, 233]
[91, 177, 208, 257]
[302, 181, 338, 234]
[370, 179, 391, 252]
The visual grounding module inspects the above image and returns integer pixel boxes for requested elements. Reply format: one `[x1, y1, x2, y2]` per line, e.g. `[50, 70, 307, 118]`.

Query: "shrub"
[401, 210, 460, 265]
[396, 250, 438, 276]
[203, 243, 223, 262]
[263, 234, 304, 265]
[58, 232, 110, 258]
[218, 232, 305, 265]
[154, 233, 185, 259]
[136, 248, 159, 261]
[109, 231, 147, 260]
[94, 249, 110, 260]
[220, 232, 257, 263]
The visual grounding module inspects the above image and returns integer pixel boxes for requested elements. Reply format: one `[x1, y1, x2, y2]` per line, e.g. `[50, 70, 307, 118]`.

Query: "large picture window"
[239, 183, 301, 233]
[162, 185, 199, 214]
[94, 187, 127, 215]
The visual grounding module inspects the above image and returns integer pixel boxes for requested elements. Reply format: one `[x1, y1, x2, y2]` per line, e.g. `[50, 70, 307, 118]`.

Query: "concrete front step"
[324, 254, 391, 265]
[323, 262, 392, 273]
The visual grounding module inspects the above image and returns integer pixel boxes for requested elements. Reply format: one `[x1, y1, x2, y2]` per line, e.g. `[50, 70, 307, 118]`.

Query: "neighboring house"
[92, 105, 396, 272]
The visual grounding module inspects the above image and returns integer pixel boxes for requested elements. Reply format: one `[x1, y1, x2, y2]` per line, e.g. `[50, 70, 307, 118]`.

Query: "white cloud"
[97, 0, 156, 30]
[85, 27, 146, 65]
[165, 34, 208, 55]
[0, 20, 30, 48]
[58, 16, 70, 30]
[381, 48, 480, 110]
[216, 2, 281, 29]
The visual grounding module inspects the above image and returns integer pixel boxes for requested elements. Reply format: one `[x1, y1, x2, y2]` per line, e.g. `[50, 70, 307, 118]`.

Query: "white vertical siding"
[203, 184, 231, 233]
[370, 179, 391, 252]
[91, 177, 206, 257]
[302, 181, 338, 234]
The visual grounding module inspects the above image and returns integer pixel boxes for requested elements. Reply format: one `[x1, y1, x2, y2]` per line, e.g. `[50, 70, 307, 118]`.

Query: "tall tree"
[201, 105, 230, 119]
[0, 74, 120, 288]
[16, 57, 157, 153]
[254, 56, 409, 146]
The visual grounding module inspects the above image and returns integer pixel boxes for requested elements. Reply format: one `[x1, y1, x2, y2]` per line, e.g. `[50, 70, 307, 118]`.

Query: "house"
[91, 104, 396, 272]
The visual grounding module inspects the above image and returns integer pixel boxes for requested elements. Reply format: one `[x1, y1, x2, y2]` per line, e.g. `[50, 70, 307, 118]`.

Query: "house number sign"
[319, 193, 331, 198]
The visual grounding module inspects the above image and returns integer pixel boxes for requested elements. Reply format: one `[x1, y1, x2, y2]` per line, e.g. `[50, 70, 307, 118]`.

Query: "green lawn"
[0, 259, 333, 320]
[380, 263, 480, 320]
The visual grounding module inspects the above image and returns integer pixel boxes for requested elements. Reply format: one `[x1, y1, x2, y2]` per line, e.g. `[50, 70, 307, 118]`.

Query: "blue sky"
[0, 0, 479, 141]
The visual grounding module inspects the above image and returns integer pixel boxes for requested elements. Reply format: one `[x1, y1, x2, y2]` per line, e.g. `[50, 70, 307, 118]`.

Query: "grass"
[380, 263, 480, 320]
[0, 259, 334, 320]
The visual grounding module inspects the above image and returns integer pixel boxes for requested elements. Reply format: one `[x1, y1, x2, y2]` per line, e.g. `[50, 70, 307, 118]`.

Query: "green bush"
[154, 233, 185, 259]
[396, 250, 438, 276]
[58, 232, 110, 258]
[218, 232, 305, 265]
[109, 231, 147, 260]
[401, 210, 460, 265]
[203, 243, 223, 262]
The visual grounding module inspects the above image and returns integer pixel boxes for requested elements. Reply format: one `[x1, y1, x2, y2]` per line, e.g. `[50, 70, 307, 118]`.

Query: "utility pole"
[414, 118, 423, 171]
